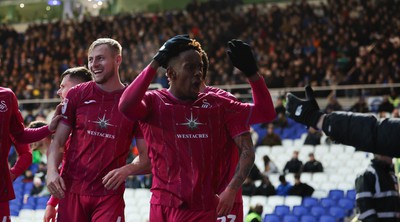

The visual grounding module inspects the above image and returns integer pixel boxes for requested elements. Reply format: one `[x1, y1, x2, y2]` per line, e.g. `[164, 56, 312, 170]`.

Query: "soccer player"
[0, 87, 61, 222]
[200, 50, 249, 222]
[118, 35, 276, 221]
[46, 38, 145, 222]
[44, 67, 92, 222]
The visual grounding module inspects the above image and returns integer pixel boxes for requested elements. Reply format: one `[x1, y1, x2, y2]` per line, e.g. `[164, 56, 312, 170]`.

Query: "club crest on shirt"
[0, 100, 8, 112]
[61, 99, 68, 115]
[176, 111, 205, 131]
[201, 99, 211, 108]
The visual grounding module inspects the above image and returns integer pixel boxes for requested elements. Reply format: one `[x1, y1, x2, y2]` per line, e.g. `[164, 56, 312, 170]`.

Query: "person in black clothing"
[302, 153, 323, 172]
[288, 173, 314, 197]
[283, 150, 303, 173]
[242, 177, 256, 196]
[255, 175, 276, 196]
[285, 86, 400, 158]
[303, 127, 322, 145]
[355, 155, 400, 221]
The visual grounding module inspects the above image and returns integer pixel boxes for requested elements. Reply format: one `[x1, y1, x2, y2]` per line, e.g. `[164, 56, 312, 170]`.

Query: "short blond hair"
[88, 38, 122, 56]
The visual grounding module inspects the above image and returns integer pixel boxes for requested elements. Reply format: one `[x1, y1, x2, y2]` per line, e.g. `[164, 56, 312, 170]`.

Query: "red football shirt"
[139, 88, 252, 210]
[60, 82, 138, 196]
[204, 86, 249, 204]
[0, 87, 37, 201]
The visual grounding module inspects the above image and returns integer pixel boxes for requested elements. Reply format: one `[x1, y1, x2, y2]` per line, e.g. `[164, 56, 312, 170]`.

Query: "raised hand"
[286, 86, 324, 128]
[153, 34, 192, 68]
[227, 39, 258, 77]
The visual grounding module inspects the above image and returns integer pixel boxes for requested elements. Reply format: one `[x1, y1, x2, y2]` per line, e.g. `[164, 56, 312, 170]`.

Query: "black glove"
[285, 86, 324, 128]
[153, 34, 192, 68]
[227, 39, 258, 77]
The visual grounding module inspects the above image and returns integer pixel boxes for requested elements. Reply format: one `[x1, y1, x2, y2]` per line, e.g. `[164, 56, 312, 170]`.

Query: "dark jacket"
[322, 112, 400, 157]
[355, 159, 400, 222]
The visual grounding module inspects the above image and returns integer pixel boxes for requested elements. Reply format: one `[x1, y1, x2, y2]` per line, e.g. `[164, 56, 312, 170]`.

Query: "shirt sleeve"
[60, 87, 78, 127]
[247, 76, 276, 124]
[47, 195, 59, 207]
[119, 65, 157, 121]
[322, 111, 400, 157]
[8, 90, 52, 143]
[9, 138, 32, 177]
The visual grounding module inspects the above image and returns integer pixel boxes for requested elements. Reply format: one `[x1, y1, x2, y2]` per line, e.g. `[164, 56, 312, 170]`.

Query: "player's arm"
[46, 123, 70, 199]
[103, 138, 151, 190]
[119, 35, 193, 121]
[217, 132, 255, 216]
[44, 196, 58, 222]
[9, 138, 32, 180]
[119, 62, 158, 121]
[9, 89, 62, 143]
[286, 86, 400, 157]
[226, 39, 276, 124]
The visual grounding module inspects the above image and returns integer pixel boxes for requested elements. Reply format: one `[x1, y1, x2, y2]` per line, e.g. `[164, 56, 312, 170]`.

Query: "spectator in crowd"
[349, 96, 369, 113]
[303, 127, 322, 145]
[324, 93, 343, 113]
[262, 155, 279, 176]
[378, 95, 395, 114]
[272, 96, 288, 128]
[245, 204, 263, 222]
[283, 151, 303, 173]
[242, 177, 256, 196]
[355, 155, 400, 221]
[255, 175, 276, 197]
[389, 91, 400, 108]
[276, 174, 292, 196]
[260, 123, 282, 146]
[288, 173, 314, 197]
[302, 153, 324, 173]
[28, 121, 51, 164]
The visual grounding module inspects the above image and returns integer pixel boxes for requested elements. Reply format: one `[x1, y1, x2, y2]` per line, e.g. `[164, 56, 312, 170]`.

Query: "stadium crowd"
[1, 0, 400, 105]
[3, 0, 400, 220]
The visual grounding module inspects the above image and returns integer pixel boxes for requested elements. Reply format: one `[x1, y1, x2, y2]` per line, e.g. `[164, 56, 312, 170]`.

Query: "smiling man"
[46, 38, 146, 222]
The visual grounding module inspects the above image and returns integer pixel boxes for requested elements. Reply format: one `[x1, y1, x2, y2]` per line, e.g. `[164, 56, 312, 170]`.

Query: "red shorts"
[0, 202, 10, 222]
[150, 204, 217, 222]
[57, 192, 125, 222]
[216, 202, 244, 222]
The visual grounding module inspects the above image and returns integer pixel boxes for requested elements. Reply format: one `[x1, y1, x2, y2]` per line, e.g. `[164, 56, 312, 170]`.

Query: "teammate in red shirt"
[44, 67, 93, 222]
[46, 38, 146, 222]
[119, 35, 275, 221]
[0, 87, 61, 222]
[200, 51, 249, 222]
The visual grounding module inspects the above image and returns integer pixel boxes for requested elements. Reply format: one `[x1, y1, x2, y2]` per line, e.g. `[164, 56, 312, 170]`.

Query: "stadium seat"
[284, 196, 302, 208]
[302, 197, 318, 208]
[250, 195, 268, 206]
[319, 215, 336, 222]
[320, 198, 336, 209]
[22, 196, 36, 210]
[273, 205, 290, 217]
[10, 204, 20, 216]
[283, 215, 299, 222]
[292, 206, 309, 217]
[311, 189, 328, 199]
[329, 206, 345, 221]
[337, 198, 355, 216]
[263, 214, 281, 222]
[23, 182, 34, 195]
[310, 206, 326, 218]
[267, 195, 285, 208]
[300, 215, 317, 222]
[328, 189, 345, 201]
[346, 189, 357, 200]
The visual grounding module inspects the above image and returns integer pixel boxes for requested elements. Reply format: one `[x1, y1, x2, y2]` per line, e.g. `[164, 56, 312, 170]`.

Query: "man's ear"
[166, 67, 176, 80]
[115, 54, 122, 65]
